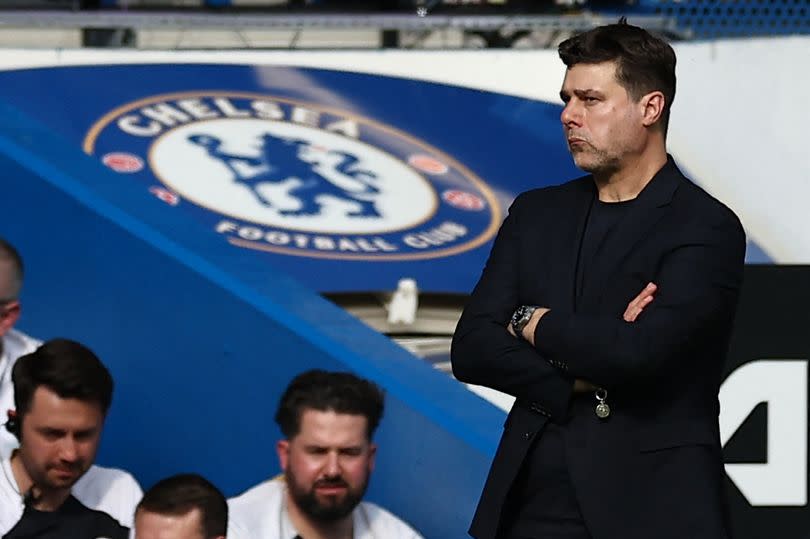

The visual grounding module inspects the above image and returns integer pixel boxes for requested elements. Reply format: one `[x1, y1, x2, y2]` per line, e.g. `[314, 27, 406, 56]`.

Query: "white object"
[387, 278, 419, 325]
[0, 329, 41, 459]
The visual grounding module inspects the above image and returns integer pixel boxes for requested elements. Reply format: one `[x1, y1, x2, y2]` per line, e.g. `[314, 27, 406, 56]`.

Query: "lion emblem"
[188, 132, 382, 218]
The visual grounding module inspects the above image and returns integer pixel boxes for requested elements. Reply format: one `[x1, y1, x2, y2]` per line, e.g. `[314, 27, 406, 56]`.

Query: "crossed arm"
[451, 198, 745, 419]
[507, 283, 658, 392]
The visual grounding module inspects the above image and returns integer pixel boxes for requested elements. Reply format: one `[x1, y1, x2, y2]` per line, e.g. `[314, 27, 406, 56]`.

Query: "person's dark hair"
[0, 237, 23, 301]
[137, 474, 227, 538]
[275, 370, 385, 440]
[12, 339, 114, 420]
[558, 19, 677, 132]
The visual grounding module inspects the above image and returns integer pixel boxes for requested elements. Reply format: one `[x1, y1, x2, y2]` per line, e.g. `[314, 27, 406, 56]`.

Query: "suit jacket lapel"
[547, 177, 594, 313]
[580, 158, 683, 307]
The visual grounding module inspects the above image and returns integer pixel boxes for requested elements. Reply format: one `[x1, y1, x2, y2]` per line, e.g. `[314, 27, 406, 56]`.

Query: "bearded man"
[227, 370, 422, 539]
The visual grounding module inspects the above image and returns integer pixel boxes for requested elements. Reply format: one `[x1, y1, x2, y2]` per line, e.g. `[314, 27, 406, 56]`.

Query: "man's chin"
[573, 159, 599, 174]
[308, 500, 356, 522]
[573, 155, 616, 175]
[314, 491, 347, 506]
[297, 489, 362, 522]
[570, 151, 595, 170]
[46, 470, 83, 489]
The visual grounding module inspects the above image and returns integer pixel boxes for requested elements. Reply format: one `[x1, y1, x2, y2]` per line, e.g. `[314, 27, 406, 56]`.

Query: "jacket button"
[523, 431, 533, 440]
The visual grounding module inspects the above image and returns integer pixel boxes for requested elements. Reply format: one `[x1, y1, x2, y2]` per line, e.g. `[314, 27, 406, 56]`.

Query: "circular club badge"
[83, 92, 500, 260]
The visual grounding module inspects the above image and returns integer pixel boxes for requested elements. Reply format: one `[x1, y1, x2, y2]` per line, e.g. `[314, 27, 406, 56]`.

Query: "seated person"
[0, 339, 142, 537]
[228, 370, 423, 539]
[135, 473, 227, 539]
[0, 237, 41, 458]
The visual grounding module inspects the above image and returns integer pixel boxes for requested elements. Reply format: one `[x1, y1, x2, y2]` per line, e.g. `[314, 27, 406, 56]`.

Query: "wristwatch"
[510, 305, 539, 338]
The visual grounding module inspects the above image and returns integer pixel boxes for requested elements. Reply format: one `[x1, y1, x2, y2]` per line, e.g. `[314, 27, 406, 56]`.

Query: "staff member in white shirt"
[0, 338, 142, 537]
[0, 237, 40, 458]
[228, 370, 423, 539]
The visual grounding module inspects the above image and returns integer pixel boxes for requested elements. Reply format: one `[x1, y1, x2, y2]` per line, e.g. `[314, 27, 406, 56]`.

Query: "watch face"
[512, 306, 528, 332]
[513, 306, 537, 333]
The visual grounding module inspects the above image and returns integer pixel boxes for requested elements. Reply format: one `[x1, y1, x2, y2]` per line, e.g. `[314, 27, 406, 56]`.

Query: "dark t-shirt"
[575, 197, 637, 305]
[3, 495, 128, 539]
[504, 196, 636, 539]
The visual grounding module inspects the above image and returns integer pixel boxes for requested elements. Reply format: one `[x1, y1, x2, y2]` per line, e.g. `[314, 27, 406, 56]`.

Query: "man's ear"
[276, 439, 290, 471]
[367, 443, 377, 473]
[0, 300, 20, 336]
[640, 91, 666, 127]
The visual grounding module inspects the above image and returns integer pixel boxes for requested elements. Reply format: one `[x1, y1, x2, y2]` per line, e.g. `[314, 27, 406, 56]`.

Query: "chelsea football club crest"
[84, 91, 500, 260]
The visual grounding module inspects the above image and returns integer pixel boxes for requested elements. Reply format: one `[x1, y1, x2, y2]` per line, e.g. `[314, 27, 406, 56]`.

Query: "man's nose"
[560, 101, 580, 127]
[324, 452, 340, 476]
[58, 437, 79, 462]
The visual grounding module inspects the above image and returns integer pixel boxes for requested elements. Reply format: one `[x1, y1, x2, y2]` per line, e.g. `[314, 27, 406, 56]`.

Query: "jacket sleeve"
[451, 195, 574, 420]
[533, 208, 746, 388]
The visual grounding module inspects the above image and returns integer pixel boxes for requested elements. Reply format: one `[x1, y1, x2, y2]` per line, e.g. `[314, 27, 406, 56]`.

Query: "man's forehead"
[27, 386, 104, 419]
[135, 507, 204, 539]
[561, 62, 620, 91]
[295, 409, 369, 440]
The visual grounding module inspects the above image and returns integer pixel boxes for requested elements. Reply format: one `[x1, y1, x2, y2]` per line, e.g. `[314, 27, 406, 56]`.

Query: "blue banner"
[0, 63, 581, 292]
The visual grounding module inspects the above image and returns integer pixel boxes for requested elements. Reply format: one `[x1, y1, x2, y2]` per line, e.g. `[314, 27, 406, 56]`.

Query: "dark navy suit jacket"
[451, 158, 745, 539]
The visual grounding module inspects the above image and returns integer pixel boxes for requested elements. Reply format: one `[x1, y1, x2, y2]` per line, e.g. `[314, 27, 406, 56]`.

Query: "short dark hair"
[0, 237, 23, 301]
[137, 474, 227, 538]
[275, 370, 385, 440]
[13, 339, 114, 420]
[558, 20, 677, 132]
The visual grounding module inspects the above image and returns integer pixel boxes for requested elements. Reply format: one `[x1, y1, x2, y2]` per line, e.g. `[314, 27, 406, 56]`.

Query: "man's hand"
[573, 378, 597, 393]
[505, 307, 550, 345]
[506, 283, 659, 396]
[506, 307, 546, 340]
[623, 282, 657, 322]
[506, 308, 597, 394]
[571, 283, 658, 393]
[520, 307, 549, 345]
